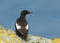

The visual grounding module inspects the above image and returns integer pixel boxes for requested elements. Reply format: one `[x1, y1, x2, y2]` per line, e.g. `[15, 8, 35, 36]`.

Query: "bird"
[15, 10, 32, 40]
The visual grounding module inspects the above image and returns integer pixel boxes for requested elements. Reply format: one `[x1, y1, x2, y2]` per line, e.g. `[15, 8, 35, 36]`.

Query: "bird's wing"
[15, 23, 21, 29]
[25, 24, 29, 30]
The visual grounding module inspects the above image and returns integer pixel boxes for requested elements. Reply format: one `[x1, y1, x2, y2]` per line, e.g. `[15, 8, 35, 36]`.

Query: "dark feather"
[15, 10, 32, 40]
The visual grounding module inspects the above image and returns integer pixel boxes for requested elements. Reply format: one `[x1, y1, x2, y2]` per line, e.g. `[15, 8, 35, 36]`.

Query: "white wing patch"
[16, 23, 21, 29]
[25, 24, 29, 30]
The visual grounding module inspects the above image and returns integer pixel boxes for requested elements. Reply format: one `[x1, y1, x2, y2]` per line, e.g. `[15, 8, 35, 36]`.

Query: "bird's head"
[21, 10, 32, 16]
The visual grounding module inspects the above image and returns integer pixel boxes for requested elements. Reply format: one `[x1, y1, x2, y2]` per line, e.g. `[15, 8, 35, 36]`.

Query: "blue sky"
[0, 0, 60, 39]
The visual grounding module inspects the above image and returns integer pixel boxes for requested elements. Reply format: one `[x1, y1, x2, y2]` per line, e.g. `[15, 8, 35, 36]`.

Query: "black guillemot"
[15, 10, 32, 40]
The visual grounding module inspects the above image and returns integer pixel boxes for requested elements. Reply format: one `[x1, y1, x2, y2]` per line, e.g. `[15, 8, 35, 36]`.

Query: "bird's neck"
[20, 14, 26, 20]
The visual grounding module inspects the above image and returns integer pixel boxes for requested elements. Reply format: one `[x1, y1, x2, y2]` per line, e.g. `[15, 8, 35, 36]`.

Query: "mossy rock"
[0, 25, 54, 43]
[0, 25, 22, 43]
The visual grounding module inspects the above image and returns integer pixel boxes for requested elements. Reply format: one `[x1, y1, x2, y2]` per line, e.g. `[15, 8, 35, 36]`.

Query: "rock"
[0, 25, 54, 43]
[0, 25, 22, 43]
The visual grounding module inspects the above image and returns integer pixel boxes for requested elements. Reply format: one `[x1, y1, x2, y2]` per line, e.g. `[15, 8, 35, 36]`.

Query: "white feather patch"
[16, 23, 21, 29]
[25, 24, 29, 30]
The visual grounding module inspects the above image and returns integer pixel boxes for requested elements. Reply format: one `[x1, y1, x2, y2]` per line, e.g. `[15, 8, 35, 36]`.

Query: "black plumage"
[15, 10, 32, 40]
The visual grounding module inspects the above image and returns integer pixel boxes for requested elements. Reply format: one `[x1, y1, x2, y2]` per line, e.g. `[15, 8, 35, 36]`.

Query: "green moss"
[36, 41, 40, 43]
[31, 42, 35, 43]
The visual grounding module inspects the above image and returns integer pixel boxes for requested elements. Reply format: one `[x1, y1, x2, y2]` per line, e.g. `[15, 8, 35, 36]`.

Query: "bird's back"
[17, 18, 27, 27]
[15, 18, 29, 40]
[15, 10, 31, 40]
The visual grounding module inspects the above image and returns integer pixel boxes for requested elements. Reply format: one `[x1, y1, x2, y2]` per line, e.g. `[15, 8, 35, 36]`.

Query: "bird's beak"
[29, 12, 32, 15]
